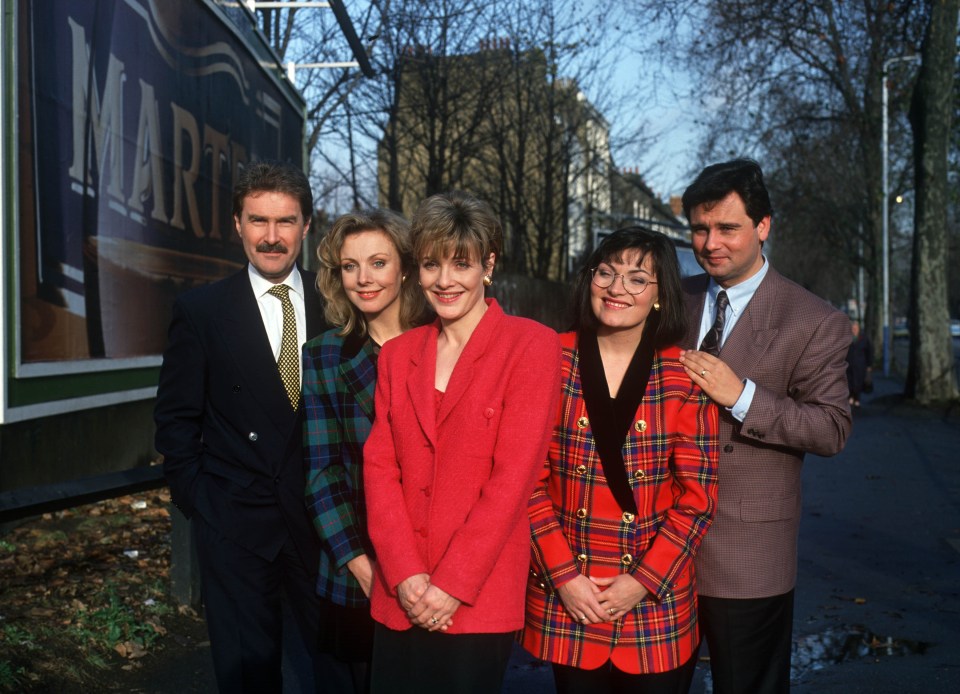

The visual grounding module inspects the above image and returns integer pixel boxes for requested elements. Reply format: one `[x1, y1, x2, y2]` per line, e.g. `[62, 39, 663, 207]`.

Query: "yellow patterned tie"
[267, 284, 300, 410]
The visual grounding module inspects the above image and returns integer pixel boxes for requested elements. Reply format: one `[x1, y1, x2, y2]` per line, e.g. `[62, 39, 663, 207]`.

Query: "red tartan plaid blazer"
[522, 332, 719, 674]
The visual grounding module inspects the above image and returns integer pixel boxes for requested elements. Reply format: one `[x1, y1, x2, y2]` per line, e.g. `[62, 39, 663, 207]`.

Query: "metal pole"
[881, 55, 920, 377]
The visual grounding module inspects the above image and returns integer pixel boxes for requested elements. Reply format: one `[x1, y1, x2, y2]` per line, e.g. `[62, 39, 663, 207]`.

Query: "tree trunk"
[906, 0, 959, 403]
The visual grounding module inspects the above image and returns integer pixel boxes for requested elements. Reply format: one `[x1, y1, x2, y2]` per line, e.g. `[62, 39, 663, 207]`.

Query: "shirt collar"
[706, 255, 768, 317]
[247, 264, 303, 299]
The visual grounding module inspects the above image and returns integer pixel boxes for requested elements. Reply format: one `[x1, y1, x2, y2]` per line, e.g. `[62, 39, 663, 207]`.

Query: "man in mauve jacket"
[677, 159, 852, 694]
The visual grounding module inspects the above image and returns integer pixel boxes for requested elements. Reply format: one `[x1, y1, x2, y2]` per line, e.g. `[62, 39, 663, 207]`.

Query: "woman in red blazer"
[363, 191, 561, 693]
[522, 228, 719, 693]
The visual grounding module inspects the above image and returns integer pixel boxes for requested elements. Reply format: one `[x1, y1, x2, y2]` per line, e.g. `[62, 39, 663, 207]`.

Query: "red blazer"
[363, 300, 561, 634]
[522, 332, 719, 674]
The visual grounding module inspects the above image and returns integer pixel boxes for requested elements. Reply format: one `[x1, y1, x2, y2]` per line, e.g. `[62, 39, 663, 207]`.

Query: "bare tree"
[628, 0, 928, 355]
[906, 0, 959, 402]
[252, 2, 374, 209]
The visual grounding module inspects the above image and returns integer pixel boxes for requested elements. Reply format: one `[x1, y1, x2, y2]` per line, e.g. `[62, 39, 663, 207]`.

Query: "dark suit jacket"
[154, 266, 325, 571]
[682, 267, 852, 599]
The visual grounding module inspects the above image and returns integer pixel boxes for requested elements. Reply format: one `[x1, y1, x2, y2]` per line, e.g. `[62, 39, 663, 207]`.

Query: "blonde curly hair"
[316, 209, 427, 337]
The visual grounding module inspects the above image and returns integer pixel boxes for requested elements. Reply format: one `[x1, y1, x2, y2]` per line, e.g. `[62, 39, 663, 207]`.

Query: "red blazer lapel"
[436, 300, 504, 427]
[406, 323, 439, 446]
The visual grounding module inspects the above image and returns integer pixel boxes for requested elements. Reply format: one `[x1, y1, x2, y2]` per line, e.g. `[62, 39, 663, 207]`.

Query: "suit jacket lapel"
[406, 324, 439, 446]
[215, 270, 295, 438]
[717, 269, 780, 375]
[303, 270, 325, 339]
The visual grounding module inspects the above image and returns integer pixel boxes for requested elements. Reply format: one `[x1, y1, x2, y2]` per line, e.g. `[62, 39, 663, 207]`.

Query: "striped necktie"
[267, 284, 300, 410]
[699, 290, 729, 356]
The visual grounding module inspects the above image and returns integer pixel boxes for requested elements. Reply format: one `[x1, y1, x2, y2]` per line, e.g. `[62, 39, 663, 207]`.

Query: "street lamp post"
[881, 54, 920, 376]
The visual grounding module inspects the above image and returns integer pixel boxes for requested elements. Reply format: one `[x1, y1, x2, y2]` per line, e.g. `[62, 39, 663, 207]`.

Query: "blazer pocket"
[740, 494, 798, 523]
[474, 404, 502, 453]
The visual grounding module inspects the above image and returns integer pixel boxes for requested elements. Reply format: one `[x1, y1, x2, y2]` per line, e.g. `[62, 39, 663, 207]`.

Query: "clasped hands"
[557, 573, 649, 625]
[397, 573, 460, 632]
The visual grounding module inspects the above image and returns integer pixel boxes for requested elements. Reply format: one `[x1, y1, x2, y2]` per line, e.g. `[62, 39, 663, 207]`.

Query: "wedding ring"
[700, 369, 707, 377]
[430, 617, 439, 625]
[608, 608, 615, 615]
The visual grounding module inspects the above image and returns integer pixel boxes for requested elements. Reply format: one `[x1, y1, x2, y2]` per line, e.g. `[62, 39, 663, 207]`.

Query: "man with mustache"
[155, 162, 337, 692]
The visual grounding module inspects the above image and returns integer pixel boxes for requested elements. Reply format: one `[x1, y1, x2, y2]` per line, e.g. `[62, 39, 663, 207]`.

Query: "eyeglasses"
[590, 267, 658, 295]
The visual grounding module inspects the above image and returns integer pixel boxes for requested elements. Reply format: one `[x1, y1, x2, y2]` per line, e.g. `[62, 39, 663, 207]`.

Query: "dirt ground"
[0, 490, 214, 693]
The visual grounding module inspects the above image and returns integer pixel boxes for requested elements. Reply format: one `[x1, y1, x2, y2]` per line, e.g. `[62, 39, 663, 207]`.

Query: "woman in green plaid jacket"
[303, 209, 427, 691]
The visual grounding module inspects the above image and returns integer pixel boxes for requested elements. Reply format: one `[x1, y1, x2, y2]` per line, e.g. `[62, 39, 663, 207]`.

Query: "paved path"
[787, 375, 960, 693]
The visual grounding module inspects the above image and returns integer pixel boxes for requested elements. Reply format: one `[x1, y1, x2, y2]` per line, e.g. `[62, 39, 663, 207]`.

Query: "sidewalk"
[130, 374, 960, 692]
[787, 374, 960, 692]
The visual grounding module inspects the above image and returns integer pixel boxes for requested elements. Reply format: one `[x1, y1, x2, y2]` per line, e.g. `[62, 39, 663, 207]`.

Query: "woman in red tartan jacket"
[522, 227, 720, 693]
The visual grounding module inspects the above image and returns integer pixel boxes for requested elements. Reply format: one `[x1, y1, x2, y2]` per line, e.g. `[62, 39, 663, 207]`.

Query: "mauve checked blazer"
[363, 300, 562, 634]
[682, 268, 852, 600]
[303, 329, 378, 607]
[522, 332, 719, 674]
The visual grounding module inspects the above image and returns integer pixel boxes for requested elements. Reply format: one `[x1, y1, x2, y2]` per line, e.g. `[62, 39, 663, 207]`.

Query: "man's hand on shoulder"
[679, 350, 745, 408]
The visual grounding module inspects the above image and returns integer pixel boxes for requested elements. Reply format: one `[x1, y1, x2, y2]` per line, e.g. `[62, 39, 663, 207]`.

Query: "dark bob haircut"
[571, 227, 686, 348]
[681, 158, 773, 225]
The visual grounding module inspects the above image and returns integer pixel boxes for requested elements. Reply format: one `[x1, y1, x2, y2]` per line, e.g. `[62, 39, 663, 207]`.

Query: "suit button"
[576, 508, 587, 519]
[577, 553, 587, 562]
[621, 553, 633, 565]
[575, 464, 587, 474]
[622, 512, 635, 524]
[233, 385, 241, 393]
[274, 476, 280, 484]
[420, 486, 431, 497]
[633, 470, 645, 479]
[248, 432, 258, 442]
[576, 416, 589, 429]
[724, 444, 734, 453]
[634, 419, 647, 433]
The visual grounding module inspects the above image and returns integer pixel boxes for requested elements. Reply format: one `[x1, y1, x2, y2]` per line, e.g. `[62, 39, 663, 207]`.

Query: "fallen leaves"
[0, 489, 204, 692]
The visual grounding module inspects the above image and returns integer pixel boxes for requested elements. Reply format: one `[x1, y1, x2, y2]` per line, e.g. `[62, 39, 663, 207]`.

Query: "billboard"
[16, 0, 305, 376]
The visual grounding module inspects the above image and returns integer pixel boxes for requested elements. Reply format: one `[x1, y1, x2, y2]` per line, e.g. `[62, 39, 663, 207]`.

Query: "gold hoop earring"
[483, 275, 493, 287]
[653, 301, 660, 311]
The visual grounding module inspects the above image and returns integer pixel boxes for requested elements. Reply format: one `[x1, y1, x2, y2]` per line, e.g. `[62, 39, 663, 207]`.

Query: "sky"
[313, 0, 705, 205]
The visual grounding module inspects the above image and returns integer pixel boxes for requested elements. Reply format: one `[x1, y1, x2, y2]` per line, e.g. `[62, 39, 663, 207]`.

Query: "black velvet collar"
[577, 328, 656, 515]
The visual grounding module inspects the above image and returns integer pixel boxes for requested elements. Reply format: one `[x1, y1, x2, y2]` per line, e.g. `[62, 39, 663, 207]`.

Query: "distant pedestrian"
[677, 159, 852, 694]
[362, 191, 561, 693]
[846, 320, 873, 407]
[522, 227, 719, 692]
[303, 209, 427, 692]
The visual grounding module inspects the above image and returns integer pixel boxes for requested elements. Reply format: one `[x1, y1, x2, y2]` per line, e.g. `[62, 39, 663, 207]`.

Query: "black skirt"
[318, 598, 375, 664]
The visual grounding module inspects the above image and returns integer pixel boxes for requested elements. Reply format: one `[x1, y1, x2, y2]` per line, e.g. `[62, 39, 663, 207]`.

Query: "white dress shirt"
[696, 257, 770, 421]
[247, 264, 307, 385]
